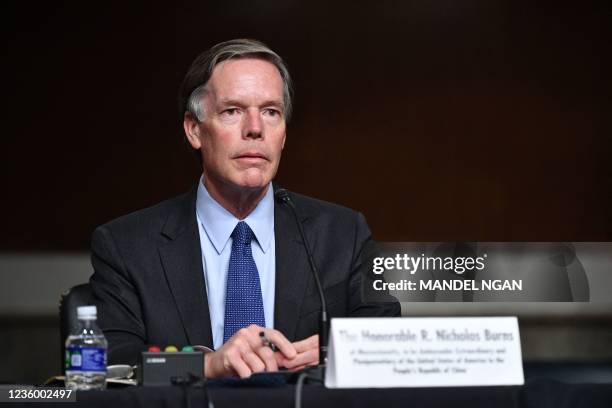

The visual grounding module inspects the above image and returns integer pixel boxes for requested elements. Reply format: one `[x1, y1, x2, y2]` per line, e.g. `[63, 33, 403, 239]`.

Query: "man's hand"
[276, 334, 319, 371]
[204, 324, 297, 379]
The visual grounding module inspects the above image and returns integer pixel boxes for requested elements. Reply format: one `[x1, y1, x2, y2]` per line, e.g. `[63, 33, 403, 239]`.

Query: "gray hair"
[180, 39, 293, 123]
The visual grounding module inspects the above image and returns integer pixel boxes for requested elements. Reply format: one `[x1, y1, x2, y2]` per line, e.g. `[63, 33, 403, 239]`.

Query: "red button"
[148, 345, 161, 352]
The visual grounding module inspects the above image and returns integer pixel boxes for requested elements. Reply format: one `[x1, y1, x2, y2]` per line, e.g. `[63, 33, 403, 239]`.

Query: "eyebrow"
[218, 98, 284, 110]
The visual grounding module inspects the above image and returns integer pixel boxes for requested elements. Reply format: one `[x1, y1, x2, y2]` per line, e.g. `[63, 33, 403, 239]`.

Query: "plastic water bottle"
[65, 305, 108, 390]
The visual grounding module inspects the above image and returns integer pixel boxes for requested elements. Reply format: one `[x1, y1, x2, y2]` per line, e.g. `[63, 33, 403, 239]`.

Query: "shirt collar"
[195, 176, 274, 255]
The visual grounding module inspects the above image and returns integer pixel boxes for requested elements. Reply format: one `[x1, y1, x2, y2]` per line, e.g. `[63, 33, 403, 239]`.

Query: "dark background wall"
[2, 1, 612, 384]
[3, 0, 611, 248]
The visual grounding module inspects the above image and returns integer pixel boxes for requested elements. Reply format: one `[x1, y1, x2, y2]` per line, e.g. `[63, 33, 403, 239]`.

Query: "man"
[90, 39, 400, 379]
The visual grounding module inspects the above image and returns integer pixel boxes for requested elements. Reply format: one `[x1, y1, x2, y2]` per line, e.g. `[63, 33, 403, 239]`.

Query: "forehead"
[206, 58, 284, 102]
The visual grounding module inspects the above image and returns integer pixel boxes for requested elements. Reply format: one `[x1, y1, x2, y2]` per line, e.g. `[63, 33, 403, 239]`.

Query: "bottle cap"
[77, 305, 97, 319]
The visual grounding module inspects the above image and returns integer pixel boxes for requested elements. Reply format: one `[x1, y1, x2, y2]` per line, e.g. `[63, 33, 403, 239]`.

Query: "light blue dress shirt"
[195, 177, 276, 350]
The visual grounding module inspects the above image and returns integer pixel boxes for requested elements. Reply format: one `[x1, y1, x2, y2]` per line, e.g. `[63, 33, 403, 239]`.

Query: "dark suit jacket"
[90, 185, 400, 365]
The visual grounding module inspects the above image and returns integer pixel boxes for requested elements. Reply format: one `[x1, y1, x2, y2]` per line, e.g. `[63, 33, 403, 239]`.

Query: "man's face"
[187, 58, 286, 193]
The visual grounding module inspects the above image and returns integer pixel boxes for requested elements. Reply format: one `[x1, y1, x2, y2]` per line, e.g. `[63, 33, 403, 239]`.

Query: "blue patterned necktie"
[223, 221, 266, 343]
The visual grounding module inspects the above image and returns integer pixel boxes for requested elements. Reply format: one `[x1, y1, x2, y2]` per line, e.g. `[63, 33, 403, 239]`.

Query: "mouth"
[234, 152, 269, 162]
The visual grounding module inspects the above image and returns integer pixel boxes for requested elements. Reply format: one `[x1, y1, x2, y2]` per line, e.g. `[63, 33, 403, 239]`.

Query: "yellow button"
[164, 345, 178, 352]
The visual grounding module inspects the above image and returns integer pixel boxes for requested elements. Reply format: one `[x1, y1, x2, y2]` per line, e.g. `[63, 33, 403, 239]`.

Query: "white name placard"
[325, 317, 524, 388]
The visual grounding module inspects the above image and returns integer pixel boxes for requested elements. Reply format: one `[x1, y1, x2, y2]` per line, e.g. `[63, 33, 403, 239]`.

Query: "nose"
[243, 109, 263, 139]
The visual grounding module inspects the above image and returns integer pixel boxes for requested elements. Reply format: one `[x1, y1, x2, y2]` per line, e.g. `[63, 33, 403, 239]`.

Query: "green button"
[181, 346, 194, 352]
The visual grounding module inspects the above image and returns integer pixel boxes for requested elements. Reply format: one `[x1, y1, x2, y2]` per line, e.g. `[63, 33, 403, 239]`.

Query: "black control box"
[138, 351, 203, 386]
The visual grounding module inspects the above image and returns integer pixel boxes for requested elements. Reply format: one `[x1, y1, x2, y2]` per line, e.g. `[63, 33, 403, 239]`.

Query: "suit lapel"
[273, 191, 312, 341]
[155, 184, 311, 347]
[158, 188, 214, 348]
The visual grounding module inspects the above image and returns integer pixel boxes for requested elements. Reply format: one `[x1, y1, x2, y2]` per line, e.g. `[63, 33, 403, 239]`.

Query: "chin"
[235, 173, 271, 191]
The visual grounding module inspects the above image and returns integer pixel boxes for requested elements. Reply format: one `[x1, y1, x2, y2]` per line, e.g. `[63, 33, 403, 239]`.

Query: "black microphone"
[274, 188, 329, 369]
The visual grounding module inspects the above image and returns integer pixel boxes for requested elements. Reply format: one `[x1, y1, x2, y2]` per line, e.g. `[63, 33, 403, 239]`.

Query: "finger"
[292, 334, 319, 353]
[241, 326, 284, 364]
[242, 325, 274, 351]
[241, 325, 266, 348]
[260, 328, 297, 359]
[277, 334, 319, 368]
[288, 364, 308, 372]
[281, 348, 319, 369]
[274, 351, 287, 369]
[292, 359, 319, 371]
[230, 326, 279, 374]
[227, 349, 252, 379]
[255, 344, 279, 372]
[242, 350, 266, 374]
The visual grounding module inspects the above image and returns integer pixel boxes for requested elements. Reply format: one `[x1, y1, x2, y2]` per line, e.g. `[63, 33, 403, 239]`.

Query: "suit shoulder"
[93, 189, 194, 239]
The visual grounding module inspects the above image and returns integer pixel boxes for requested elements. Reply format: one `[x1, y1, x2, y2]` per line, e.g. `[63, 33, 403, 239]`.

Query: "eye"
[263, 108, 281, 117]
[222, 108, 239, 115]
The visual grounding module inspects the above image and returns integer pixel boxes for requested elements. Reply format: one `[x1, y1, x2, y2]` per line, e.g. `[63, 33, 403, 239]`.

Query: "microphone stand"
[275, 189, 328, 382]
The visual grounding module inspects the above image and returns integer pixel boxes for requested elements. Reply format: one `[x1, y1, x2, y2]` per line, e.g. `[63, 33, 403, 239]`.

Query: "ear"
[183, 112, 203, 149]
[281, 128, 287, 150]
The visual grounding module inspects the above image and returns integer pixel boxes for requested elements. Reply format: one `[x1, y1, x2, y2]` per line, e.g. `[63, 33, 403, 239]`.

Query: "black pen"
[259, 331, 278, 352]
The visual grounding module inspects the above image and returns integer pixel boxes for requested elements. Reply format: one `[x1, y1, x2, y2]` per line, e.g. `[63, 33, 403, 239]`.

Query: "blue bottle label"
[66, 346, 107, 372]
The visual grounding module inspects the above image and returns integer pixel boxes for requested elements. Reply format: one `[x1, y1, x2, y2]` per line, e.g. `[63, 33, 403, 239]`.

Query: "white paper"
[325, 317, 524, 388]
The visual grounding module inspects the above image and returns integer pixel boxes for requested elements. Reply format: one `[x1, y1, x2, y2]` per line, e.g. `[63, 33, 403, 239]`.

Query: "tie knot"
[231, 221, 254, 245]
